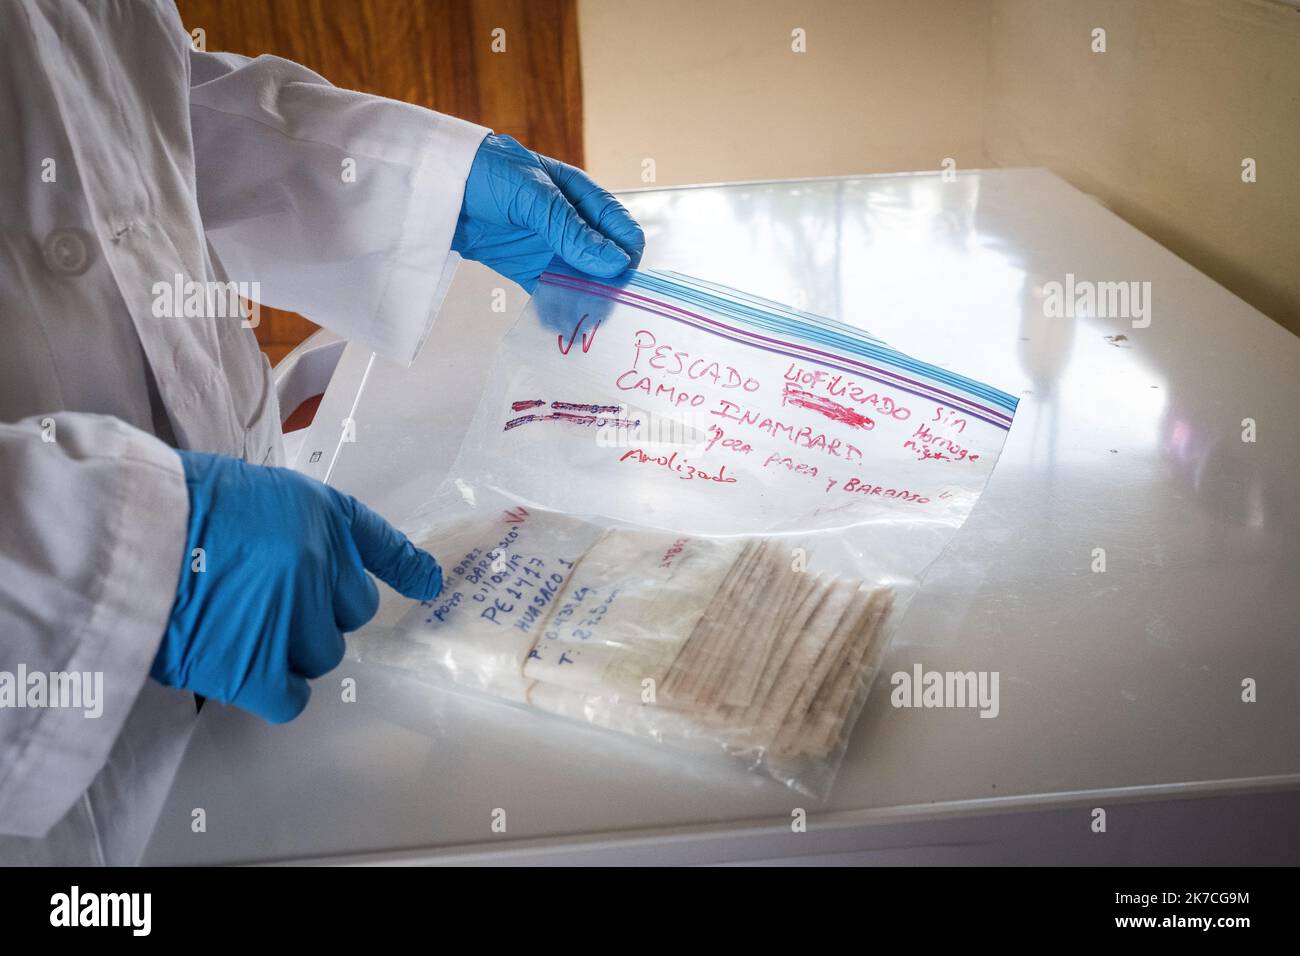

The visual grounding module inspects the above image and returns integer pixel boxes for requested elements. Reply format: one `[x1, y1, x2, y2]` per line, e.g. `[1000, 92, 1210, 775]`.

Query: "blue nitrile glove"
[452, 133, 646, 291]
[152, 450, 442, 723]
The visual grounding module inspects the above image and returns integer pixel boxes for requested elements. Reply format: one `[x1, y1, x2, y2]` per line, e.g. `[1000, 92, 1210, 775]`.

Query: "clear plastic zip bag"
[357, 261, 1019, 797]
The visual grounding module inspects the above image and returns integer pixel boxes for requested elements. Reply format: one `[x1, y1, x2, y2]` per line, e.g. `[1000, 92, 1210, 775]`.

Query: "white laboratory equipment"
[140, 169, 1300, 865]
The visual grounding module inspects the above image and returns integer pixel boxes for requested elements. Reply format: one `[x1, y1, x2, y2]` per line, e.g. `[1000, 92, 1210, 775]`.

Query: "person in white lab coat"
[0, 0, 643, 861]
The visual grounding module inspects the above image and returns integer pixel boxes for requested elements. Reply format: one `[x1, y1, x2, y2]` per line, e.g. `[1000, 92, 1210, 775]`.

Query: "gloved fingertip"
[423, 559, 444, 601]
[599, 240, 632, 265]
[604, 213, 646, 251]
[610, 229, 645, 268]
[257, 677, 311, 725]
[578, 241, 631, 278]
[394, 549, 443, 601]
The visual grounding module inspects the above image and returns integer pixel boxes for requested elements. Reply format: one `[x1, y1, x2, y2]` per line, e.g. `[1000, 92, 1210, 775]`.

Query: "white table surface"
[142, 169, 1300, 865]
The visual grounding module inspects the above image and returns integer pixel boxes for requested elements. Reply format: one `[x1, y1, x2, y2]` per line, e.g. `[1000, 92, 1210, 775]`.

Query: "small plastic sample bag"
[368, 262, 1019, 796]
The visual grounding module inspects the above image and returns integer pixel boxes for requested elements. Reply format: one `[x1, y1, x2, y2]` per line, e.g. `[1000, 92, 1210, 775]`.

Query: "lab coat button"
[42, 228, 94, 276]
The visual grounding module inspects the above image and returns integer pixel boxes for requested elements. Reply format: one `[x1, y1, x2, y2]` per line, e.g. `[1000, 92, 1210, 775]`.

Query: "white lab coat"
[0, 0, 487, 858]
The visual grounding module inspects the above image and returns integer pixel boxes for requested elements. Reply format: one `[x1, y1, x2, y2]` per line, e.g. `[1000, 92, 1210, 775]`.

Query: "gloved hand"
[452, 133, 645, 291]
[152, 450, 442, 723]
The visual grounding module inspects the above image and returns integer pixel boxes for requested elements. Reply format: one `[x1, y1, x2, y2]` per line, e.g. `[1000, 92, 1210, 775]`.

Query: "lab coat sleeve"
[188, 50, 490, 364]
[0, 415, 188, 838]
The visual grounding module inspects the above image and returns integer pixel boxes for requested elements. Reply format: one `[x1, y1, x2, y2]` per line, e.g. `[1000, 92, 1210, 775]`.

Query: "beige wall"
[578, 0, 993, 187]
[984, 0, 1300, 335]
[580, 0, 1300, 335]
